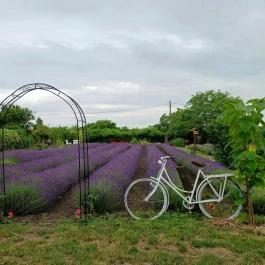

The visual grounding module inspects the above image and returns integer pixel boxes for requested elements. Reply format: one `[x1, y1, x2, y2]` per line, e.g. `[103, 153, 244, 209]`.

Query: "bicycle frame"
[145, 157, 233, 205]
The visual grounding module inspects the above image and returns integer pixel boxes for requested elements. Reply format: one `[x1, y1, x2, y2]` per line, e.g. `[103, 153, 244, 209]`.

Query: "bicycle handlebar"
[160, 156, 178, 163]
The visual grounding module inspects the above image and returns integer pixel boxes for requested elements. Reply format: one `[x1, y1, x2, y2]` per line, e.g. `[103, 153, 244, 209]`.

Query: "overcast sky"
[0, 0, 264, 127]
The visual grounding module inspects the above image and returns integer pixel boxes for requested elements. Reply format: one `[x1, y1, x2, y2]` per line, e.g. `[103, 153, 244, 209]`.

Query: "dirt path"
[134, 145, 147, 179]
[46, 187, 77, 219]
[156, 144, 196, 191]
[13, 187, 78, 225]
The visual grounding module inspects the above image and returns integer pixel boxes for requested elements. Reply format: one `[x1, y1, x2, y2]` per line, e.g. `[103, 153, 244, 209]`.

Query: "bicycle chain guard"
[182, 197, 195, 210]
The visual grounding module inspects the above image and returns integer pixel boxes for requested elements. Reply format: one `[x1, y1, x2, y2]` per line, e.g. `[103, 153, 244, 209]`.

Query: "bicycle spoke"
[198, 178, 243, 219]
[124, 178, 167, 220]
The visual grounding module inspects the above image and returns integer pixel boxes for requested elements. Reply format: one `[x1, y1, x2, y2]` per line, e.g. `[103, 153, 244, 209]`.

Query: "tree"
[158, 114, 170, 142]
[88, 120, 117, 130]
[35, 117, 43, 126]
[224, 97, 265, 225]
[184, 90, 232, 142]
[168, 108, 191, 139]
[32, 124, 51, 144]
[1, 105, 35, 130]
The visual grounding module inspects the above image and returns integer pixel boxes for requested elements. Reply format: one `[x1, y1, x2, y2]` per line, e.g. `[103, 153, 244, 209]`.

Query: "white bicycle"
[124, 156, 243, 220]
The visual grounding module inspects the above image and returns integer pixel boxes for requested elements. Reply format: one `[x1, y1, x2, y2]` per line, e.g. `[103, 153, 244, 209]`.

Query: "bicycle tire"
[124, 178, 168, 220]
[197, 178, 243, 219]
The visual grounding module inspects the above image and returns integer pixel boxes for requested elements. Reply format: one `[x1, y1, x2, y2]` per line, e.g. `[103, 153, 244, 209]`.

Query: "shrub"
[79, 181, 119, 214]
[0, 129, 21, 150]
[252, 188, 265, 215]
[172, 138, 185, 147]
[187, 144, 214, 155]
[167, 188, 184, 211]
[139, 138, 149, 144]
[130, 137, 139, 144]
[200, 144, 214, 155]
[213, 138, 232, 167]
[15, 129, 33, 149]
[0, 185, 44, 215]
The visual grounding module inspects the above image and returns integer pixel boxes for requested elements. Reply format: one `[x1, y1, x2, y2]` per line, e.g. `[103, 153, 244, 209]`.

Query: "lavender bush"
[145, 144, 181, 185]
[5, 147, 77, 174]
[1, 143, 130, 214]
[187, 143, 214, 155]
[4, 143, 103, 163]
[5, 146, 77, 163]
[159, 143, 226, 175]
[86, 144, 143, 212]
[145, 144, 184, 211]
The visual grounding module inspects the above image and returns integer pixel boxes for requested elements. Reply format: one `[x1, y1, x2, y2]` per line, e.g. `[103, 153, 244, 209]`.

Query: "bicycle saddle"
[191, 161, 206, 168]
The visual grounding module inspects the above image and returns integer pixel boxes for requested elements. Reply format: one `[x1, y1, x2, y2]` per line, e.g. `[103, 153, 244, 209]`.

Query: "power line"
[86, 102, 177, 115]
[37, 101, 185, 116]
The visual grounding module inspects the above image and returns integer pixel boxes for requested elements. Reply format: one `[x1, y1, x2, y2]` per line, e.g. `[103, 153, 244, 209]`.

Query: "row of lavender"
[159, 143, 226, 174]
[87, 144, 143, 212]
[86, 143, 185, 213]
[1, 142, 227, 216]
[5, 142, 102, 163]
[1, 143, 133, 214]
[145, 144, 181, 184]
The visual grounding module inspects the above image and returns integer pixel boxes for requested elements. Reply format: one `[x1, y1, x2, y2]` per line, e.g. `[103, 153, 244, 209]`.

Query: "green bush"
[172, 138, 185, 147]
[139, 138, 150, 144]
[0, 129, 21, 150]
[252, 188, 265, 215]
[213, 138, 232, 167]
[79, 181, 119, 214]
[167, 188, 184, 211]
[197, 144, 214, 155]
[15, 129, 33, 149]
[130, 137, 139, 144]
[0, 185, 44, 215]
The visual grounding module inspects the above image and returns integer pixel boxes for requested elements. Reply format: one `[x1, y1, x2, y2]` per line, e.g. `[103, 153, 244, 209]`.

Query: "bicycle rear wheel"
[197, 178, 243, 219]
[124, 178, 168, 220]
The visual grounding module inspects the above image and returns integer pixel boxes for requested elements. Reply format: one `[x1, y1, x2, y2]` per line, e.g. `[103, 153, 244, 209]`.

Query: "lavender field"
[0, 143, 225, 216]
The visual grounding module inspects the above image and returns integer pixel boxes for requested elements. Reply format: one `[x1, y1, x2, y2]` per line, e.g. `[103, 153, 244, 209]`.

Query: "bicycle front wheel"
[124, 178, 168, 220]
[197, 178, 243, 219]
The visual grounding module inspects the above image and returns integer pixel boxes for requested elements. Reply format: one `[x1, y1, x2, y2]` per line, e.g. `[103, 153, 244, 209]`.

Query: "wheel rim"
[125, 179, 167, 220]
[198, 179, 243, 219]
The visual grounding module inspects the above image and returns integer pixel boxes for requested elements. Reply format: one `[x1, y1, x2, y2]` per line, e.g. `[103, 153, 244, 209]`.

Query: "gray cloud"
[0, 0, 264, 127]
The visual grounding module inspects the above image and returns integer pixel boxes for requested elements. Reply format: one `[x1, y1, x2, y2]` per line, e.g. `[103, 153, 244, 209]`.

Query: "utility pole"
[166, 100, 172, 143]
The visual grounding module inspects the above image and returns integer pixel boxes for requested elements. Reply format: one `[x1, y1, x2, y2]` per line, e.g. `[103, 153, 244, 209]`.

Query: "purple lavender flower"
[3, 143, 130, 208]
[89, 144, 143, 200]
[159, 144, 225, 174]
[145, 144, 181, 184]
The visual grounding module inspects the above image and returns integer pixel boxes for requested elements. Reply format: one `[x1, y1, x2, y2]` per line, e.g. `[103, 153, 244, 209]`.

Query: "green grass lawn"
[175, 146, 215, 161]
[0, 213, 264, 265]
[0, 158, 17, 165]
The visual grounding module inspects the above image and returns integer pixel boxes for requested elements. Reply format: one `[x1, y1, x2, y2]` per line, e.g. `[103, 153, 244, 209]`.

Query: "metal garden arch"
[0, 83, 90, 219]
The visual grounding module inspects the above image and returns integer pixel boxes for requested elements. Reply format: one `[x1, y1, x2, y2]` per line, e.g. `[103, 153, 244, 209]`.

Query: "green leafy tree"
[184, 90, 232, 141]
[158, 114, 170, 142]
[32, 124, 51, 144]
[224, 97, 265, 225]
[1, 105, 35, 130]
[49, 127, 78, 144]
[168, 109, 191, 139]
[35, 117, 43, 127]
[88, 120, 117, 130]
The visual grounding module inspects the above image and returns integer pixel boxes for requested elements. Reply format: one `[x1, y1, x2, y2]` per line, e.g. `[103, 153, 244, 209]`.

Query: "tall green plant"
[224, 97, 265, 225]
